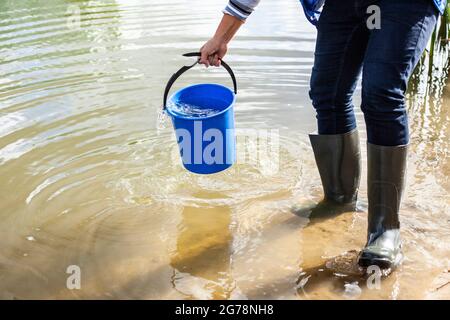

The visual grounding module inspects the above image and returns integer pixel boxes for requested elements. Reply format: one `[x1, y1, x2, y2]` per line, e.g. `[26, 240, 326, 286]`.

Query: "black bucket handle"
[163, 52, 237, 111]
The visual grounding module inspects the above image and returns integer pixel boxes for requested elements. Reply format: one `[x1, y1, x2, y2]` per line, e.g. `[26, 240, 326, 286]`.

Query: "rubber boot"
[358, 143, 407, 269]
[293, 129, 361, 221]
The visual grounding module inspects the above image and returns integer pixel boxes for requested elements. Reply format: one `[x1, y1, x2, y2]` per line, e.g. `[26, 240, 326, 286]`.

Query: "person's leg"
[307, 0, 368, 209]
[310, 0, 369, 135]
[359, 0, 438, 268]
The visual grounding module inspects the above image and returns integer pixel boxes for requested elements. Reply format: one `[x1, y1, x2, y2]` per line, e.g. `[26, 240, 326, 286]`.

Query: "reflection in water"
[171, 205, 233, 299]
[408, 20, 449, 191]
[0, 0, 448, 299]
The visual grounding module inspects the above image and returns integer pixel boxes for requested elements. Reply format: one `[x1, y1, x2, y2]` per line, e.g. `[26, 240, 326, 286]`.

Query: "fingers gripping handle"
[162, 52, 237, 110]
[184, 52, 237, 95]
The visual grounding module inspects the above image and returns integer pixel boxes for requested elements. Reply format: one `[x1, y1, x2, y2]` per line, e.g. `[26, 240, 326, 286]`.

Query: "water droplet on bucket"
[156, 109, 169, 134]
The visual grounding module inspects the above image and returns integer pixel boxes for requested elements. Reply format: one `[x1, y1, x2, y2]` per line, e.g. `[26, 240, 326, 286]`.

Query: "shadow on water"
[291, 199, 363, 227]
[170, 204, 234, 300]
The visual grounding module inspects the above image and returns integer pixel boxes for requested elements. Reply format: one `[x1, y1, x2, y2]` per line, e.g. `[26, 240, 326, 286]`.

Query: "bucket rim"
[166, 83, 236, 120]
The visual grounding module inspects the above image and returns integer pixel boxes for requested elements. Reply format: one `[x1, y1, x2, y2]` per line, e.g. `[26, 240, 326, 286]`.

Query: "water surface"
[0, 0, 449, 299]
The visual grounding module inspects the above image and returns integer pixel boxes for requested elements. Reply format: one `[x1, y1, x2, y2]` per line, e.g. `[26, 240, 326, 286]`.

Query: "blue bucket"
[163, 52, 237, 174]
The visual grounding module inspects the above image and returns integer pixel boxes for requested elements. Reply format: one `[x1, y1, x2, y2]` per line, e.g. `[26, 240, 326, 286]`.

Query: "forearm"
[213, 14, 244, 43]
[199, 1, 260, 66]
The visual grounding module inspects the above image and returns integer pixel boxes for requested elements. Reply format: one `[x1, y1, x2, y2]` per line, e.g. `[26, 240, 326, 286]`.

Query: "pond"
[0, 0, 449, 299]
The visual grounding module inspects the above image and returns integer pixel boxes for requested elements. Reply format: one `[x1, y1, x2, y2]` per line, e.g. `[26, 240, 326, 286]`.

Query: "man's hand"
[199, 37, 228, 67]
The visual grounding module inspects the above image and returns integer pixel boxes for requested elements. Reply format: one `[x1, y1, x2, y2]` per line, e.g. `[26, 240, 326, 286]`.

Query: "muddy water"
[0, 0, 449, 300]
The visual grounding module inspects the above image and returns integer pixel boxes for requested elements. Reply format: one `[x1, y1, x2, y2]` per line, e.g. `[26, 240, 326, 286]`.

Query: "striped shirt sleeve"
[223, 0, 261, 21]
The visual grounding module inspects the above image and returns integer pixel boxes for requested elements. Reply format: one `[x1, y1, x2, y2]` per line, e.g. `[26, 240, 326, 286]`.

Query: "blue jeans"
[309, 0, 438, 146]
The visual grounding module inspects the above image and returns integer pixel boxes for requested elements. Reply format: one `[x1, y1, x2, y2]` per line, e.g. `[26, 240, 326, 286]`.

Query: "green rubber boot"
[358, 143, 408, 269]
[293, 129, 361, 221]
